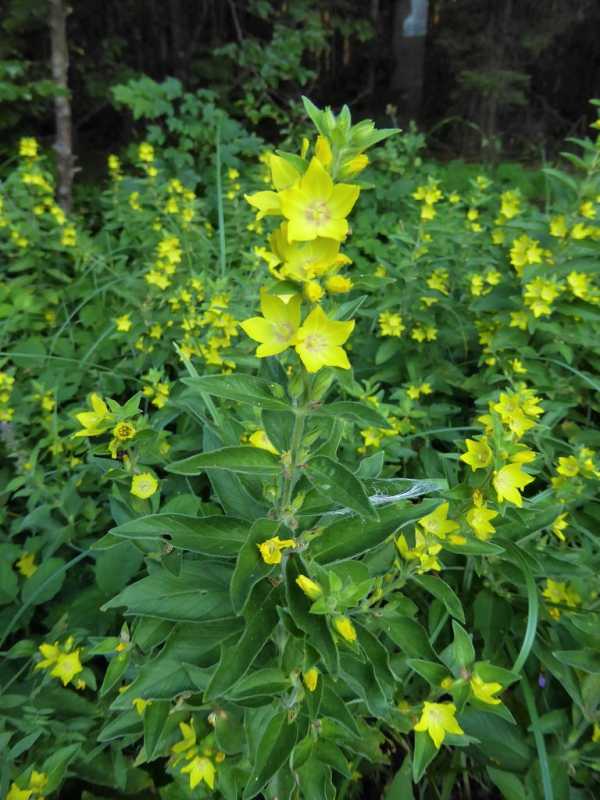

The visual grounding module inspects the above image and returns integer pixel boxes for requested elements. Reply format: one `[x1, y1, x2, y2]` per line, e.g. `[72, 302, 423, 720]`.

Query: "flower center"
[305, 201, 331, 227]
[273, 321, 295, 343]
[301, 332, 328, 355]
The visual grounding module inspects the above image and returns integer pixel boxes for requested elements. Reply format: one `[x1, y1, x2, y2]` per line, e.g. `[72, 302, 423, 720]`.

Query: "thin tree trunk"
[49, 0, 74, 212]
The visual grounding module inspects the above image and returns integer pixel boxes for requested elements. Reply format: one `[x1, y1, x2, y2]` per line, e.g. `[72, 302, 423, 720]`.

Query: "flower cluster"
[169, 720, 224, 792]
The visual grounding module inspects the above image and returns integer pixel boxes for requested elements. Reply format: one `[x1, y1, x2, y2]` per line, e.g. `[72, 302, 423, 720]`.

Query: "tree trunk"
[49, 0, 74, 212]
[390, 0, 429, 125]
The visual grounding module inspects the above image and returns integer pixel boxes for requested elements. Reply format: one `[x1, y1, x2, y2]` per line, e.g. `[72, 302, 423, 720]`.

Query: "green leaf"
[487, 767, 527, 800]
[407, 659, 449, 687]
[553, 649, 600, 674]
[95, 542, 144, 595]
[412, 731, 438, 782]
[21, 558, 65, 606]
[102, 562, 233, 622]
[167, 446, 281, 477]
[230, 519, 280, 615]
[242, 711, 298, 799]
[182, 374, 290, 411]
[0, 561, 18, 605]
[305, 455, 377, 519]
[452, 621, 476, 668]
[312, 498, 440, 563]
[296, 757, 335, 800]
[313, 402, 390, 429]
[99, 652, 130, 697]
[412, 575, 465, 623]
[110, 514, 248, 557]
[205, 584, 279, 699]
[382, 615, 436, 660]
[261, 409, 294, 452]
[385, 755, 413, 799]
[143, 701, 171, 761]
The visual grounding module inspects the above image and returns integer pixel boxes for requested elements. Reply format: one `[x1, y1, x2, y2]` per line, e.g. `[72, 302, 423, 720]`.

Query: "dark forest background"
[2, 0, 600, 168]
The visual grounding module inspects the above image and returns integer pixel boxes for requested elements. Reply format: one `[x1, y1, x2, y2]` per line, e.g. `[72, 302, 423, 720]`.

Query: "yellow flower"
[551, 513, 568, 542]
[314, 135, 333, 167]
[326, 274, 353, 294]
[493, 463, 534, 507]
[465, 494, 497, 540]
[241, 291, 301, 357]
[460, 438, 492, 471]
[414, 701, 464, 749]
[113, 421, 136, 442]
[130, 473, 158, 499]
[138, 142, 154, 162]
[73, 393, 113, 437]
[543, 579, 581, 619]
[132, 697, 151, 715]
[180, 755, 216, 790]
[245, 190, 282, 220]
[510, 234, 543, 275]
[550, 215, 568, 238]
[470, 674, 502, 705]
[304, 280, 324, 303]
[51, 649, 83, 686]
[580, 200, 595, 219]
[556, 456, 579, 477]
[418, 502, 459, 539]
[592, 723, 600, 743]
[296, 575, 322, 600]
[19, 137, 38, 158]
[16, 552, 38, 578]
[248, 429, 278, 455]
[279, 157, 360, 242]
[294, 305, 354, 373]
[510, 310, 529, 330]
[269, 223, 344, 282]
[303, 667, 319, 692]
[35, 641, 61, 671]
[567, 271, 593, 301]
[334, 616, 357, 643]
[6, 783, 32, 800]
[500, 190, 521, 219]
[257, 536, 296, 565]
[28, 772, 48, 794]
[171, 720, 197, 757]
[339, 153, 369, 178]
[378, 311, 405, 337]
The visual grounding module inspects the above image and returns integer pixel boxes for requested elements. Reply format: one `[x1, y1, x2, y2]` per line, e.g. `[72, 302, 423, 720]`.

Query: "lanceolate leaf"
[311, 497, 440, 563]
[166, 446, 281, 477]
[182, 374, 291, 411]
[110, 513, 248, 557]
[304, 455, 377, 519]
[205, 583, 279, 700]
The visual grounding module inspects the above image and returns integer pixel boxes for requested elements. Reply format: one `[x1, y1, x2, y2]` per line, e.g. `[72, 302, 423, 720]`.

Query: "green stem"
[279, 407, 306, 519]
[215, 124, 227, 279]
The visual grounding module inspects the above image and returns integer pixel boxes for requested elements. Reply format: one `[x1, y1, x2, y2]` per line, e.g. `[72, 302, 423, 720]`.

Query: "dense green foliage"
[1, 91, 600, 800]
[2, 0, 600, 161]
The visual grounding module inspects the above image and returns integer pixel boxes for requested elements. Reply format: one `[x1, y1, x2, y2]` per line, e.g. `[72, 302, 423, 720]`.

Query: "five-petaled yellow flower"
[414, 701, 464, 748]
[241, 291, 301, 358]
[180, 755, 215, 790]
[493, 462, 534, 507]
[279, 157, 360, 242]
[294, 305, 354, 373]
[460, 438, 492, 471]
